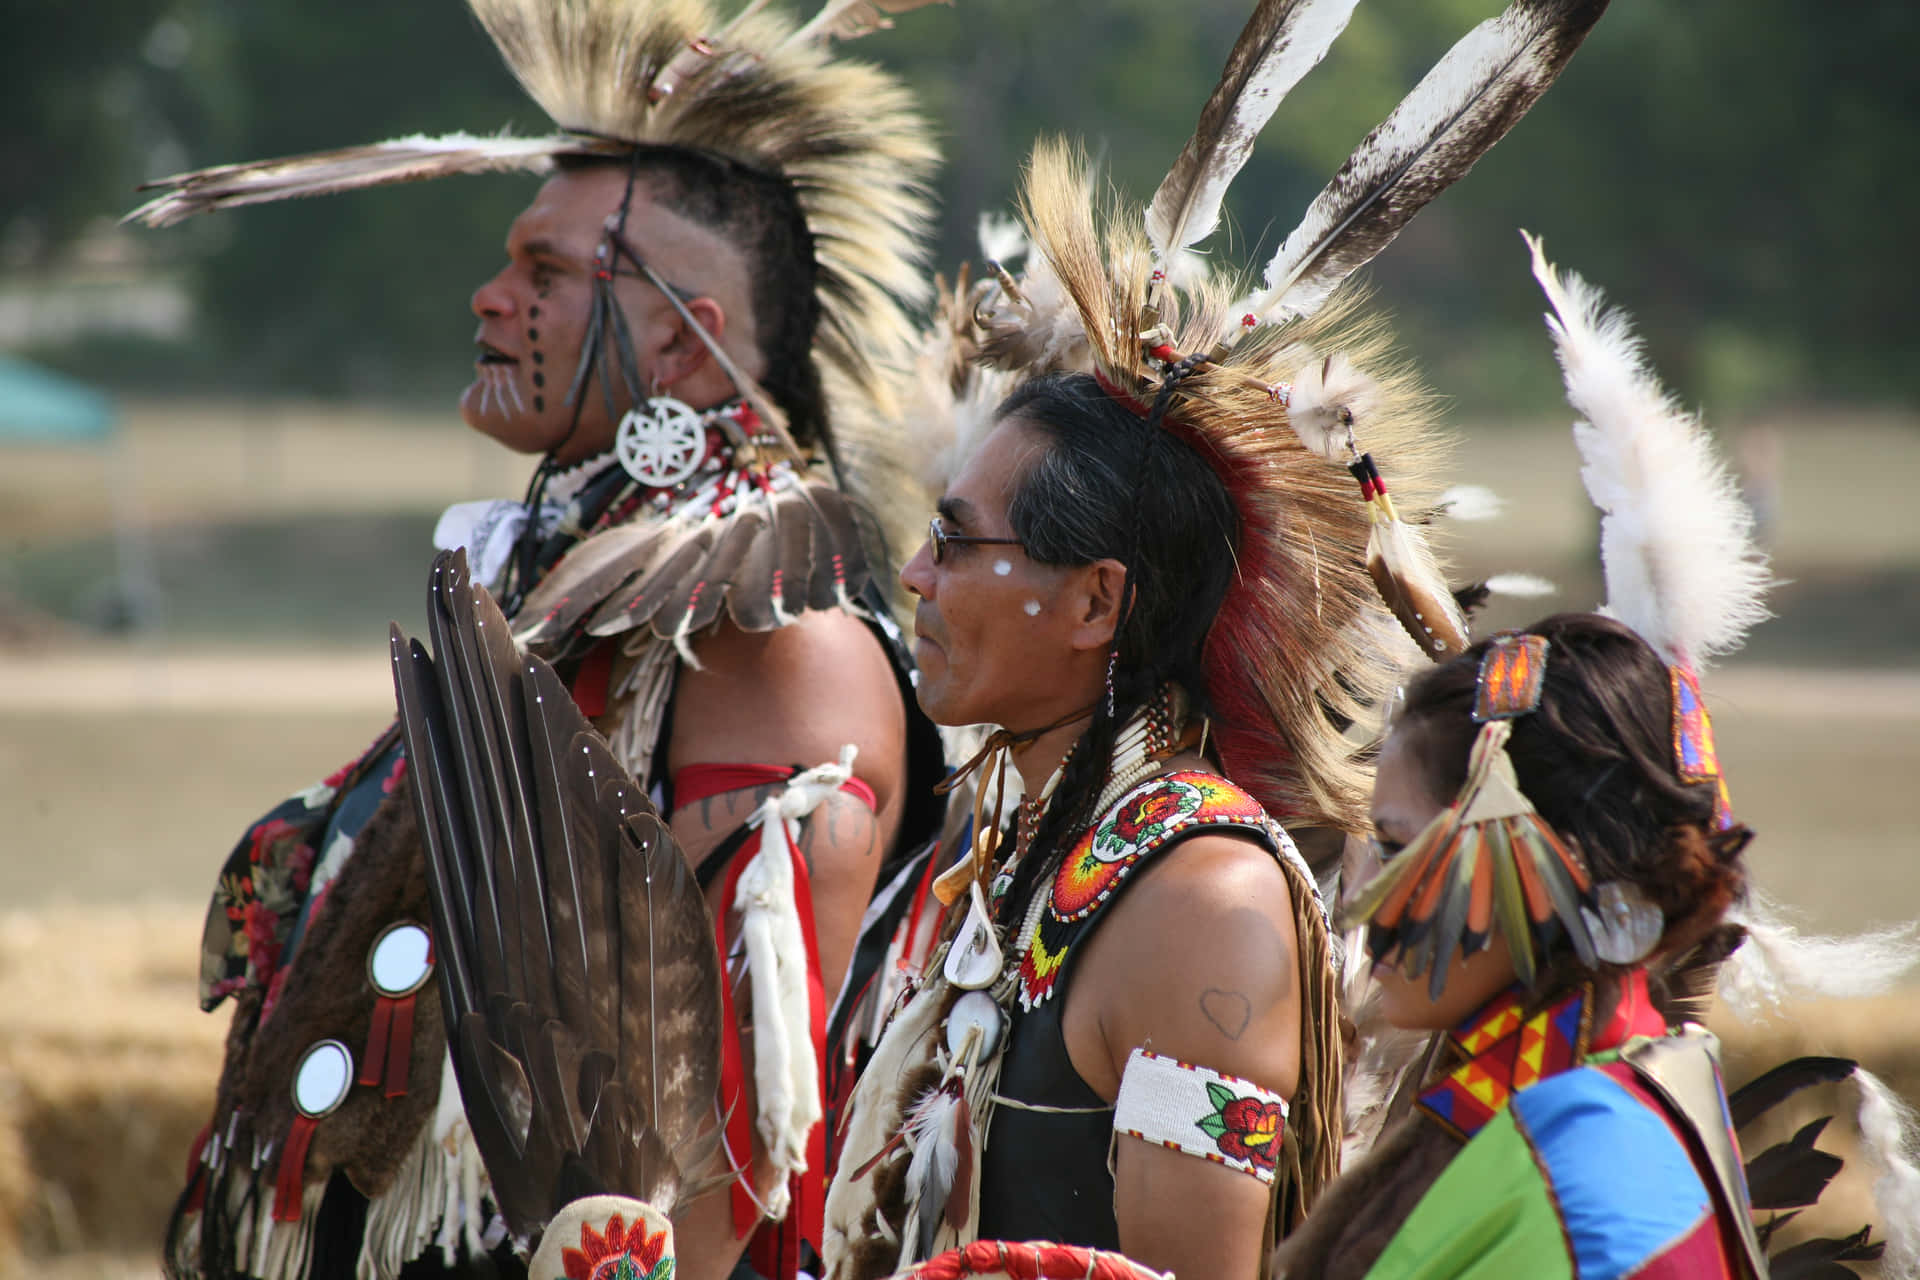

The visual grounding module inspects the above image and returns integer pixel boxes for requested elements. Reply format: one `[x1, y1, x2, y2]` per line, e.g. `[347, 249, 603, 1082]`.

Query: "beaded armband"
[1112, 1047, 1288, 1185]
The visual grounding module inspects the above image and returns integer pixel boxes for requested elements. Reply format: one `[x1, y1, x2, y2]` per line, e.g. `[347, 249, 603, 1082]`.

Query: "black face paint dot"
[528, 305, 541, 319]
[526, 328, 539, 342]
[532, 371, 546, 389]
[531, 351, 544, 365]
[534, 394, 545, 413]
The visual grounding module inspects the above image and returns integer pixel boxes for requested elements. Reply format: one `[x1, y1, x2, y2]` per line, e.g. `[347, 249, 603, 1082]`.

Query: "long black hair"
[996, 371, 1239, 908]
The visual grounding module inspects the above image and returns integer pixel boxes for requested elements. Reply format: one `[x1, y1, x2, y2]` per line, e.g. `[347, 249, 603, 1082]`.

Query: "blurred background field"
[4, 0, 1918, 1273]
[2, 404, 1916, 1278]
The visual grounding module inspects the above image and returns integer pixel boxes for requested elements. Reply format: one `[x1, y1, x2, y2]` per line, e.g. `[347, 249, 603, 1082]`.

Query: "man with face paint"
[131, 5, 949, 1279]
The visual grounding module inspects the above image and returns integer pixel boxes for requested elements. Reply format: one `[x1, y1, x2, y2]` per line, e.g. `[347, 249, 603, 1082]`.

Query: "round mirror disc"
[368, 921, 433, 997]
[292, 1040, 354, 1118]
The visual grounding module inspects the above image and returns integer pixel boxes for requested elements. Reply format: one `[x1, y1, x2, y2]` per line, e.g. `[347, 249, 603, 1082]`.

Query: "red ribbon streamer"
[359, 992, 418, 1098]
[273, 1114, 319, 1223]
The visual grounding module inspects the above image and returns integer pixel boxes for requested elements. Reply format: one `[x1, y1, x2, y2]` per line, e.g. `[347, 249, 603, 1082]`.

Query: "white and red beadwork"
[1113, 1047, 1288, 1185]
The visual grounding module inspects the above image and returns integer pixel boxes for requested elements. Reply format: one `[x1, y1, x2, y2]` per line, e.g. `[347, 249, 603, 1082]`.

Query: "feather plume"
[1146, 0, 1359, 287]
[126, 133, 590, 228]
[1283, 351, 1378, 460]
[901, 1084, 962, 1263]
[789, 0, 950, 46]
[1526, 232, 1773, 669]
[1717, 892, 1920, 1021]
[1485, 571, 1556, 597]
[1436, 483, 1504, 522]
[1250, 0, 1609, 322]
[976, 212, 1028, 267]
[394, 549, 725, 1245]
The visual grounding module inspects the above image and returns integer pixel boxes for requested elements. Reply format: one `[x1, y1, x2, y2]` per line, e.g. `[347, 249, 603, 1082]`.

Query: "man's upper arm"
[1072, 833, 1305, 1279]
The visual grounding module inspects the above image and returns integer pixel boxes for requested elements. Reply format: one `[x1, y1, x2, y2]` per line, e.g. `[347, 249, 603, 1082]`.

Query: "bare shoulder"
[669, 610, 906, 801]
[1067, 826, 1304, 1098]
[1102, 832, 1301, 1001]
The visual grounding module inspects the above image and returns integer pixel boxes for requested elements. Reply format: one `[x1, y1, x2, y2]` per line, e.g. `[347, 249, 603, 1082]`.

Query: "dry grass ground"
[0, 402, 1915, 1276]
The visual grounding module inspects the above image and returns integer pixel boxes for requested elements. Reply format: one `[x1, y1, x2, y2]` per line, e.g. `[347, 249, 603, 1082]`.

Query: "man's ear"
[652, 296, 725, 388]
[1067, 558, 1128, 653]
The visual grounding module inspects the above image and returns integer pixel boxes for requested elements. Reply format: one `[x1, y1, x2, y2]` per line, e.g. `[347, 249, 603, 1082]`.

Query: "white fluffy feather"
[1284, 351, 1381, 460]
[1486, 572, 1556, 598]
[976, 211, 1028, 266]
[1527, 231, 1773, 669]
[1717, 891, 1920, 1021]
[1437, 483, 1505, 522]
[1855, 1068, 1920, 1279]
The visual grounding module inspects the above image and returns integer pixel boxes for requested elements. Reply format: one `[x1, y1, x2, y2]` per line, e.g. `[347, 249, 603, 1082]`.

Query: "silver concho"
[367, 920, 434, 998]
[615, 396, 707, 487]
[291, 1040, 355, 1119]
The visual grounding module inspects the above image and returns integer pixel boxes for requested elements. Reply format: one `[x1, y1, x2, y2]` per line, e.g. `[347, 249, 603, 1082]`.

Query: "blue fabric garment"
[1509, 1065, 1712, 1279]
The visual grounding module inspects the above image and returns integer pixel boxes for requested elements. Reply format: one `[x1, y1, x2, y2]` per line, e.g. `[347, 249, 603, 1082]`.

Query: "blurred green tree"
[13, 0, 1917, 408]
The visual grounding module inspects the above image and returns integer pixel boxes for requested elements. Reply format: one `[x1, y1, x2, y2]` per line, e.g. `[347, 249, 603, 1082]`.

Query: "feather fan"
[1526, 232, 1773, 669]
[1250, 0, 1609, 323]
[1144, 0, 1360, 286]
[393, 549, 725, 1246]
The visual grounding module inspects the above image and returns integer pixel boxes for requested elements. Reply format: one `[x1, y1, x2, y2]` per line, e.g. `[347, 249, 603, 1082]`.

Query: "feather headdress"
[127, 0, 938, 419]
[975, 139, 1449, 835]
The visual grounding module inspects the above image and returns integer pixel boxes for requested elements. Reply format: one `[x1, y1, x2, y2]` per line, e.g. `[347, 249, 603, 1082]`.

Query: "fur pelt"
[173, 781, 448, 1278]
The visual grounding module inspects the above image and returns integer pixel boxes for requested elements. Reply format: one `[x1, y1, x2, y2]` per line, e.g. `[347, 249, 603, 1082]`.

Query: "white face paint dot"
[1023, 600, 1042, 616]
[993, 559, 1013, 576]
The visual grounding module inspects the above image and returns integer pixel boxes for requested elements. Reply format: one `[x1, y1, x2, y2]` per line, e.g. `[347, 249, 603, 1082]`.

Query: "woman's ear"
[1067, 557, 1128, 652]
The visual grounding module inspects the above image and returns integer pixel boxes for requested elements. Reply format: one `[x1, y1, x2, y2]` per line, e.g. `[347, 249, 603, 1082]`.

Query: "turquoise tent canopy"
[0, 356, 114, 441]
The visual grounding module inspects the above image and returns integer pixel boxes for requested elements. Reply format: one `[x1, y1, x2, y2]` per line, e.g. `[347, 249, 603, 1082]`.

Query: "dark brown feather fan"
[514, 479, 874, 659]
[391, 548, 725, 1248]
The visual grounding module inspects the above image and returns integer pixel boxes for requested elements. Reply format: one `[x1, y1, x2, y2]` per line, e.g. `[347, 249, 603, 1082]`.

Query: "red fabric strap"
[361, 998, 394, 1088]
[569, 640, 616, 719]
[272, 1114, 319, 1223]
[385, 992, 416, 1099]
[673, 761, 878, 815]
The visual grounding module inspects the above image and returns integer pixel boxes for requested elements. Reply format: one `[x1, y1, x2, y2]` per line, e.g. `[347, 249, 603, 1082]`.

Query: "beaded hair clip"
[1343, 634, 1599, 995]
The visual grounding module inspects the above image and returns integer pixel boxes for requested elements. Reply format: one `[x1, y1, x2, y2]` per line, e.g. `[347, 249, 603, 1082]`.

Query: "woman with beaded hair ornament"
[1269, 239, 1920, 1280]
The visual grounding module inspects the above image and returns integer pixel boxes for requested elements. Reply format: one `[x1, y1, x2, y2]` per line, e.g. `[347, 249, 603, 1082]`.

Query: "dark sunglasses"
[929, 515, 1022, 565]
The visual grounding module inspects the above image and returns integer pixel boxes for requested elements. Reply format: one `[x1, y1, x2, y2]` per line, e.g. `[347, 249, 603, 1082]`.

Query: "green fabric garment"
[1363, 1108, 1571, 1280]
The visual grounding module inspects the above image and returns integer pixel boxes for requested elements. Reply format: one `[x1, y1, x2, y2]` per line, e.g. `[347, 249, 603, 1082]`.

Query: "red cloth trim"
[272, 1114, 318, 1223]
[672, 762, 878, 815]
[361, 998, 394, 1088]
[385, 992, 416, 1099]
[1592, 968, 1663, 1055]
[569, 640, 616, 719]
